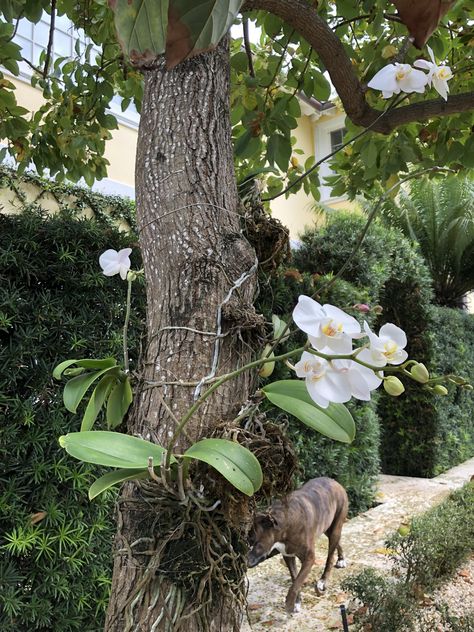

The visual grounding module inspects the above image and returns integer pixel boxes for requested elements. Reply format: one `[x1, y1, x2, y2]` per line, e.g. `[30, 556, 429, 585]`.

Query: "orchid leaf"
[106, 376, 133, 429]
[59, 431, 175, 468]
[262, 380, 356, 443]
[81, 374, 117, 431]
[89, 468, 150, 500]
[53, 357, 117, 380]
[183, 438, 262, 496]
[63, 367, 120, 414]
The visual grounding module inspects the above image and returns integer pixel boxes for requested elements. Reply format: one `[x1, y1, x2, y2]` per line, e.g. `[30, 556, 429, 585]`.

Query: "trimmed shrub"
[429, 307, 474, 474]
[0, 207, 145, 631]
[257, 269, 381, 515]
[343, 568, 416, 632]
[387, 483, 474, 590]
[344, 483, 474, 631]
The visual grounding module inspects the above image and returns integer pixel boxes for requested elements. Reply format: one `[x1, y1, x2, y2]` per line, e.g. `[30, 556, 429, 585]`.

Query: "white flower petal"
[305, 379, 330, 408]
[379, 323, 407, 349]
[427, 46, 436, 65]
[357, 347, 387, 368]
[293, 296, 324, 336]
[368, 65, 399, 93]
[323, 304, 361, 335]
[399, 68, 428, 94]
[432, 74, 449, 100]
[386, 349, 408, 366]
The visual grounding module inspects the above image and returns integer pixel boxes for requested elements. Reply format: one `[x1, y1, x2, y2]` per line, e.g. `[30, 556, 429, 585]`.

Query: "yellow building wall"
[8, 77, 137, 190]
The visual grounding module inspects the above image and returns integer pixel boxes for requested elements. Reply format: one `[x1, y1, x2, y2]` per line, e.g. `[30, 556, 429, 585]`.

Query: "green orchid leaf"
[183, 438, 262, 496]
[63, 367, 119, 414]
[88, 468, 150, 500]
[110, 0, 168, 62]
[106, 376, 133, 429]
[262, 380, 356, 443]
[272, 314, 290, 343]
[59, 431, 175, 468]
[81, 374, 117, 432]
[53, 357, 117, 380]
[166, 0, 244, 68]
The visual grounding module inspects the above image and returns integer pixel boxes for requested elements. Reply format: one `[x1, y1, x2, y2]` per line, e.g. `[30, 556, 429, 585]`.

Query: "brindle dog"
[247, 477, 348, 613]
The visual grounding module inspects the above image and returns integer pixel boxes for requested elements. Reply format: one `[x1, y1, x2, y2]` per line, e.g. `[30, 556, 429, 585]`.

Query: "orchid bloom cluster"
[292, 296, 408, 408]
[368, 46, 453, 101]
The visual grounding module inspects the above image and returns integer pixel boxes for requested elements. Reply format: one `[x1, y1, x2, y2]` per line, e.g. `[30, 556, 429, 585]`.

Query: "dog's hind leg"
[283, 556, 302, 611]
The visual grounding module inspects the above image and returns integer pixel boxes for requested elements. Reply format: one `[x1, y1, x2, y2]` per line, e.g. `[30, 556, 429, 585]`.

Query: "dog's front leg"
[285, 551, 315, 614]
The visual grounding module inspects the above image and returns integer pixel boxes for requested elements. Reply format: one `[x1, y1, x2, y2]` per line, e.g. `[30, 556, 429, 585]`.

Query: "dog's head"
[247, 512, 281, 568]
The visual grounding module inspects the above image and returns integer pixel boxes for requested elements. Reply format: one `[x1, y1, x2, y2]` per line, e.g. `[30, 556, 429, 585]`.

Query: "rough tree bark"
[105, 39, 257, 631]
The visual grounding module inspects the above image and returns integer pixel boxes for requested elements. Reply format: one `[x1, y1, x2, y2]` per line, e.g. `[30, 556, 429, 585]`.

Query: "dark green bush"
[342, 568, 416, 632]
[257, 268, 381, 514]
[293, 211, 474, 477]
[429, 307, 474, 474]
[387, 483, 474, 590]
[344, 484, 474, 631]
[0, 207, 145, 631]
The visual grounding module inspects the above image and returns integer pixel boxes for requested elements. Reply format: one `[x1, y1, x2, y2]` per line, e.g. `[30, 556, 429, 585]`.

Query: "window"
[330, 127, 346, 153]
[12, 13, 139, 129]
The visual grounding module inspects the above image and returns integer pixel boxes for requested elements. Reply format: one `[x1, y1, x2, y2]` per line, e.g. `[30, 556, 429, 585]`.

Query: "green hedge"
[293, 212, 474, 477]
[257, 268, 381, 515]
[0, 207, 145, 631]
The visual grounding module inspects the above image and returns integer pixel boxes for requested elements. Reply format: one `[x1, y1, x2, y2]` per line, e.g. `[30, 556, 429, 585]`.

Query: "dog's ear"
[257, 512, 280, 530]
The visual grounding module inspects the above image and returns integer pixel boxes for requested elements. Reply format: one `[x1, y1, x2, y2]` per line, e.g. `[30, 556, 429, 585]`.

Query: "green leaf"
[88, 468, 150, 500]
[81, 374, 116, 431]
[312, 70, 331, 101]
[53, 357, 117, 380]
[267, 133, 292, 172]
[166, 0, 244, 68]
[272, 314, 289, 342]
[183, 438, 262, 496]
[106, 377, 133, 429]
[59, 431, 175, 468]
[262, 380, 356, 443]
[111, 0, 169, 60]
[63, 367, 118, 414]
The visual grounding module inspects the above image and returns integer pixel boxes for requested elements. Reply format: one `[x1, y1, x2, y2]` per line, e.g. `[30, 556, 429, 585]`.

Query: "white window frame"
[313, 113, 347, 203]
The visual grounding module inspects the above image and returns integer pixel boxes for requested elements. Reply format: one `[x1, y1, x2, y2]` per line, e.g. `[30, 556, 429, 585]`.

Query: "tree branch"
[242, 0, 474, 134]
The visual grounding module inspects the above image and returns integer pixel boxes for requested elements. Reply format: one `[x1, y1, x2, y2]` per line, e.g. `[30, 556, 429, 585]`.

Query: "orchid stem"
[165, 345, 308, 469]
[123, 275, 133, 374]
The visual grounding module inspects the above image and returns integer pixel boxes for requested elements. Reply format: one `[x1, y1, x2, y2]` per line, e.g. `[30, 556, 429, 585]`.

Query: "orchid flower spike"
[99, 248, 132, 280]
[293, 296, 361, 354]
[367, 63, 428, 99]
[414, 46, 453, 101]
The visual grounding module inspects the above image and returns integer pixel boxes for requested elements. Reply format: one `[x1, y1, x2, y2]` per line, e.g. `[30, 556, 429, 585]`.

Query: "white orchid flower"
[99, 248, 132, 280]
[414, 46, 453, 101]
[293, 295, 361, 354]
[358, 321, 408, 367]
[295, 351, 352, 408]
[332, 358, 383, 400]
[367, 63, 428, 99]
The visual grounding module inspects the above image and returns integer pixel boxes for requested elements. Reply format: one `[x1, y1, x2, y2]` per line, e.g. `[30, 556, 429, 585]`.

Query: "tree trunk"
[105, 40, 258, 632]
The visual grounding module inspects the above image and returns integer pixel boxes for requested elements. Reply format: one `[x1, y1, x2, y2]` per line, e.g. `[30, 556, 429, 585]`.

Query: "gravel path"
[242, 458, 474, 631]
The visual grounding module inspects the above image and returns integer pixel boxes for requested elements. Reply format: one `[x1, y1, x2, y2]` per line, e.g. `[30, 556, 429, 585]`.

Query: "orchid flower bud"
[383, 376, 405, 397]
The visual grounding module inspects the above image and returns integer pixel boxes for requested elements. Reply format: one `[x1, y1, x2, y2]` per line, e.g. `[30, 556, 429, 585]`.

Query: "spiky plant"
[380, 176, 474, 307]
